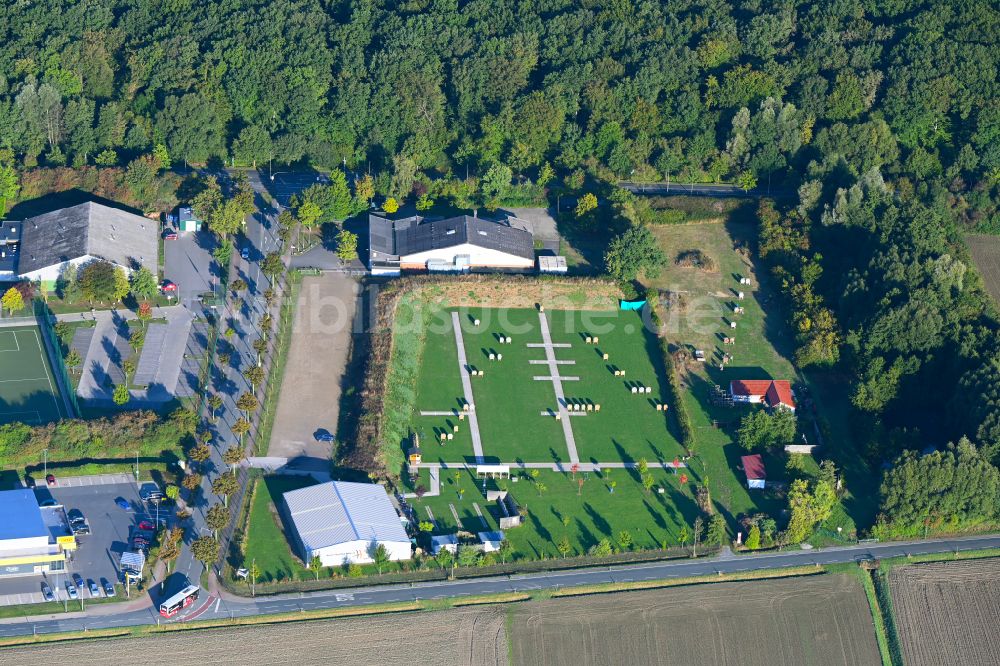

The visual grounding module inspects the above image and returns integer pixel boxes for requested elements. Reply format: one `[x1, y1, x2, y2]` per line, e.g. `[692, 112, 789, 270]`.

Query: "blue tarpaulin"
[620, 299, 647, 311]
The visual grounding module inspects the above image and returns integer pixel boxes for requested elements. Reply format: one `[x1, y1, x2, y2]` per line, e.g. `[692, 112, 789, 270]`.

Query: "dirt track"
[509, 574, 879, 666]
[2, 607, 508, 665]
[268, 274, 359, 460]
[890, 558, 1000, 666]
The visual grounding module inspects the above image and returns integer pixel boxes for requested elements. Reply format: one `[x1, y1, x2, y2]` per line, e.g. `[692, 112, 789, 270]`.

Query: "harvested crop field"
[889, 558, 1000, 666]
[967, 234, 1000, 304]
[508, 574, 878, 666]
[1, 607, 508, 665]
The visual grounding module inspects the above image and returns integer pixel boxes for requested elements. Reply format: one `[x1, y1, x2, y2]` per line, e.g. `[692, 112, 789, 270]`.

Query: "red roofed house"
[729, 379, 795, 411]
[741, 454, 766, 489]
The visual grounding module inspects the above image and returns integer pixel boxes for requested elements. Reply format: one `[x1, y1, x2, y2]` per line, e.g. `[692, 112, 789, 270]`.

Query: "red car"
[138, 520, 154, 531]
[160, 280, 178, 294]
[162, 230, 178, 240]
[45, 473, 56, 487]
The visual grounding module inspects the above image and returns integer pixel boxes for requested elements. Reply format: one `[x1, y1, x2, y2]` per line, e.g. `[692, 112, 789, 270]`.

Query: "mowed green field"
[409, 307, 682, 464]
[0, 325, 65, 425]
[405, 466, 699, 558]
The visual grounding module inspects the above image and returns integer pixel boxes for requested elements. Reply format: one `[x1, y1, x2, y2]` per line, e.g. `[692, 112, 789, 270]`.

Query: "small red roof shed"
[741, 454, 766, 489]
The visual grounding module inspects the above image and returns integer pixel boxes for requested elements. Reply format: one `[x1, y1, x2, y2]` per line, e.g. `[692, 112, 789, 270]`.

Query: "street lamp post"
[134, 451, 139, 485]
[43, 449, 48, 477]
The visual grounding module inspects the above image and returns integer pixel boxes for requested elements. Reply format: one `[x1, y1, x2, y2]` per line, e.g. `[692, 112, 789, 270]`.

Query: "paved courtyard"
[163, 230, 218, 305]
[504, 207, 561, 252]
[73, 306, 199, 406]
[268, 274, 359, 463]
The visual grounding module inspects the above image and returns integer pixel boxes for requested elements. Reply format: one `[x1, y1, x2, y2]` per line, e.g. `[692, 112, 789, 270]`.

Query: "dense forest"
[0, 0, 996, 207]
[2, 0, 1000, 532]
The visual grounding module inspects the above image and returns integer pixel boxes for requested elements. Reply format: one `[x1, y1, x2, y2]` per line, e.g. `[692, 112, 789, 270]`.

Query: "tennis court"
[0, 325, 65, 425]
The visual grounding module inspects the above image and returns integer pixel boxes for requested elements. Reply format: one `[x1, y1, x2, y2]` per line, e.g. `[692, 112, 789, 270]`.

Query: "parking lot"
[0, 478, 147, 604]
[163, 229, 218, 305]
[264, 171, 329, 207]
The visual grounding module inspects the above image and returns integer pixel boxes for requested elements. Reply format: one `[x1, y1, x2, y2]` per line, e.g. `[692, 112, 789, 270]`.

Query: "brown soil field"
[890, 558, 1000, 666]
[391, 274, 623, 312]
[508, 574, 879, 666]
[1, 606, 508, 665]
[966, 234, 1000, 304]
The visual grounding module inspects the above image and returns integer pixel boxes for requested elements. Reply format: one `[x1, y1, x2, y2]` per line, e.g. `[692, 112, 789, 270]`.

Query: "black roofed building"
[13, 202, 158, 284]
[368, 213, 535, 275]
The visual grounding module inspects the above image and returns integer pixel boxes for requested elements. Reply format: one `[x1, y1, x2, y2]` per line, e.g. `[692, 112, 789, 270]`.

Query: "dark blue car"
[114, 497, 131, 511]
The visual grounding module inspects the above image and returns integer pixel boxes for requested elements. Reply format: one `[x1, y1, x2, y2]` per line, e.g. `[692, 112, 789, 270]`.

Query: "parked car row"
[68, 508, 90, 535]
[41, 576, 115, 601]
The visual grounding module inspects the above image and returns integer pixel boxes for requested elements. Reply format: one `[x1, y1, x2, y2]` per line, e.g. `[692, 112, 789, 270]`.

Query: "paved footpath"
[537, 312, 580, 463]
[414, 461, 686, 472]
[451, 312, 484, 462]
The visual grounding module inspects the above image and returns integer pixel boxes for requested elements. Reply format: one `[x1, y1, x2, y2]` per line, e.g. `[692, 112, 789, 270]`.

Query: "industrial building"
[283, 481, 411, 567]
[2, 201, 158, 283]
[368, 213, 535, 275]
[0, 489, 75, 577]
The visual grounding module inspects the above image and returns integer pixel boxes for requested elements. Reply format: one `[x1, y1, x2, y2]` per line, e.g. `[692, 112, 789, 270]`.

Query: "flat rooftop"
[0, 219, 20, 274]
[0, 489, 48, 542]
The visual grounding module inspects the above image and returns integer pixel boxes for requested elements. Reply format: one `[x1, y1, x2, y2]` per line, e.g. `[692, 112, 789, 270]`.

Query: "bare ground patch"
[509, 574, 879, 666]
[890, 558, 1000, 666]
[268, 274, 359, 460]
[967, 234, 1000, 305]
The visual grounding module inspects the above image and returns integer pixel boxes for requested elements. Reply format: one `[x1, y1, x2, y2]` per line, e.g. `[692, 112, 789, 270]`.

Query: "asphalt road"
[158, 169, 285, 591]
[1, 533, 996, 639]
[618, 181, 792, 198]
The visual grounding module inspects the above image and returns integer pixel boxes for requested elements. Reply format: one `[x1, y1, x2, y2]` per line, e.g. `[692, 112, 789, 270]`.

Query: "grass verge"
[858, 567, 894, 666]
[255, 270, 302, 456]
[870, 565, 904, 666]
[549, 564, 823, 597]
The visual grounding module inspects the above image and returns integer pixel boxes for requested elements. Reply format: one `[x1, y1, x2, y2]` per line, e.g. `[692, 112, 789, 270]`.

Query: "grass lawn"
[408, 307, 680, 466]
[447, 307, 564, 463]
[410, 306, 476, 463]
[405, 466, 702, 559]
[642, 219, 870, 536]
[242, 475, 317, 582]
[545, 309, 685, 463]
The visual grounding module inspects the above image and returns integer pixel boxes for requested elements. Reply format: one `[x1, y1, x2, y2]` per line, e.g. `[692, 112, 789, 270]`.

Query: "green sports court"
[0, 325, 66, 425]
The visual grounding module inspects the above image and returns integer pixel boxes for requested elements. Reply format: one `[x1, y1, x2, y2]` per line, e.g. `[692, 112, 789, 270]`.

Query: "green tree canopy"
[737, 409, 797, 451]
[603, 225, 666, 282]
[876, 439, 1000, 538]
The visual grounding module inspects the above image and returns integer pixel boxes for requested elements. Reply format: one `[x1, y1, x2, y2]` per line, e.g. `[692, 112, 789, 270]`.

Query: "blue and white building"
[283, 481, 411, 567]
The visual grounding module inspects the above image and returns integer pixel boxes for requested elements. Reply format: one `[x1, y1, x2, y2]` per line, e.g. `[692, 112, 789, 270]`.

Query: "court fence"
[33, 299, 81, 418]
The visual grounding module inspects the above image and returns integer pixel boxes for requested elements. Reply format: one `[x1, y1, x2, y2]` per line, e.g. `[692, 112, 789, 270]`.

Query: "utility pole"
[43, 449, 48, 477]
[134, 451, 139, 484]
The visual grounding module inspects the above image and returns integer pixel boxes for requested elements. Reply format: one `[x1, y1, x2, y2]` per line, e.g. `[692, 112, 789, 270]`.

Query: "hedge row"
[647, 294, 695, 451]
[0, 408, 197, 471]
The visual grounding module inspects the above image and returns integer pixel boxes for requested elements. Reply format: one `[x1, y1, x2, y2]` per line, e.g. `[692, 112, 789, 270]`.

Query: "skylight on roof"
[478, 230, 487, 236]
[446, 229, 456, 235]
